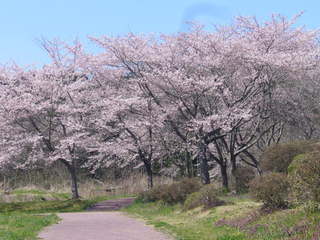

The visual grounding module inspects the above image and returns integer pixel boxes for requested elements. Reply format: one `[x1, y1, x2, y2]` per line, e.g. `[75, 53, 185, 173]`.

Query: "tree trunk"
[3, 175, 10, 194]
[144, 162, 153, 189]
[220, 164, 229, 191]
[185, 151, 193, 178]
[60, 159, 80, 199]
[69, 163, 80, 199]
[231, 157, 237, 176]
[230, 156, 240, 194]
[198, 142, 210, 184]
[257, 166, 263, 176]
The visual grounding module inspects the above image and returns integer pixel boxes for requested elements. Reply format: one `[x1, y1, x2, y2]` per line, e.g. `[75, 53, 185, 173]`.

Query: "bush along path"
[38, 198, 172, 240]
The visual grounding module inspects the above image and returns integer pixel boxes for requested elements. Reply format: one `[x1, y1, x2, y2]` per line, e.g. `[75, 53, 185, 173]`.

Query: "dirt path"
[38, 198, 171, 240]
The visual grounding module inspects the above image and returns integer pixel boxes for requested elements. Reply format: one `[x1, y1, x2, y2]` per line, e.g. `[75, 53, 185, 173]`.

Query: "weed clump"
[183, 184, 225, 210]
[137, 178, 201, 204]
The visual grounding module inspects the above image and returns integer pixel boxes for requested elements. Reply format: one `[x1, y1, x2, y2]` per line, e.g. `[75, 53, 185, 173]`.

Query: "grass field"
[124, 196, 320, 240]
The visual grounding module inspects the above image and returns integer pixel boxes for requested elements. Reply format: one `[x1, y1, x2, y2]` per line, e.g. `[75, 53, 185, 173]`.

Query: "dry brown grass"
[0, 170, 174, 201]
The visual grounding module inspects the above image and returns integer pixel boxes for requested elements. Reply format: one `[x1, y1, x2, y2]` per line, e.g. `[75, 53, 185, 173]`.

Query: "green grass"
[0, 189, 71, 203]
[0, 199, 96, 214]
[12, 189, 70, 199]
[0, 213, 59, 240]
[0, 197, 102, 240]
[11, 189, 48, 195]
[124, 197, 253, 240]
[246, 208, 320, 240]
[124, 196, 320, 240]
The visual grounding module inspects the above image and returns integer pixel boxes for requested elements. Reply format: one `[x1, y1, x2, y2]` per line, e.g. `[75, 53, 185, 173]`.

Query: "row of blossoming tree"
[0, 14, 319, 199]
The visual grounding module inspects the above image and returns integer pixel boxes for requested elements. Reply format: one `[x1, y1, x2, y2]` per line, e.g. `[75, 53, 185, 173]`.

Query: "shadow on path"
[86, 197, 136, 211]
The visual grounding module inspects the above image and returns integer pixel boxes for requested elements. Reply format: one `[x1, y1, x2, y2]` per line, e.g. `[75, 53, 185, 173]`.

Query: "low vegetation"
[126, 195, 320, 240]
[0, 189, 70, 203]
[288, 151, 320, 212]
[249, 173, 290, 210]
[1, 199, 97, 214]
[183, 184, 225, 211]
[126, 160, 320, 240]
[125, 195, 256, 240]
[137, 178, 201, 204]
[0, 214, 59, 240]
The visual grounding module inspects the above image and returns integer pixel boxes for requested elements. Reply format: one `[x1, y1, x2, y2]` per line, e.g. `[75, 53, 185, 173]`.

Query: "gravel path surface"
[38, 212, 171, 240]
[38, 198, 171, 240]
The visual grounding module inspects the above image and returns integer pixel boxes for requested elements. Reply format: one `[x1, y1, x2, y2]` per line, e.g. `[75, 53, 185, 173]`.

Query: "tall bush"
[260, 141, 314, 174]
[137, 178, 201, 204]
[288, 151, 320, 207]
[249, 173, 289, 209]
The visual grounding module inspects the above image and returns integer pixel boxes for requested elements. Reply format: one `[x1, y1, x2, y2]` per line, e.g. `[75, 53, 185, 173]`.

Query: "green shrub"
[184, 184, 225, 210]
[137, 178, 201, 204]
[183, 191, 201, 210]
[249, 173, 289, 209]
[137, 187, 164, 203]
[260, 141, 314, 174]
[288, 152, 320, 209]
[233, 166, 256, 193]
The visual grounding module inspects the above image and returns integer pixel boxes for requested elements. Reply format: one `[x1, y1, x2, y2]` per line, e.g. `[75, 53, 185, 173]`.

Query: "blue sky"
[0, 0, 319, 65]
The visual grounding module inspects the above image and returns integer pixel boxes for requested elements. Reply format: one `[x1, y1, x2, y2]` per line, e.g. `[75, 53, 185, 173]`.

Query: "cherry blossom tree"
[80, 51, 168, 189]
[0, 41, 102, 199]
[90, 14, 320, 188]
[0, 13, 319, 194]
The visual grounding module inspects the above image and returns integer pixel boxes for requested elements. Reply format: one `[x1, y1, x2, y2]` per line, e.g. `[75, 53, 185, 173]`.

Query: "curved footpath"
[38, 198, 171, 240]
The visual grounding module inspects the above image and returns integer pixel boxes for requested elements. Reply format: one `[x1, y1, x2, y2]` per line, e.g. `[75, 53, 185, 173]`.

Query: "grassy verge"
[245, 208, 320, 239]
[0, 199, 95, 240]
[0, 199, 97, 214]
[124, 196, 257, 240]
[124, 196, 320, 240]
[0, 213, 59, 240]
[0, 194, 135, 214]
[0, 189, 70, 203]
